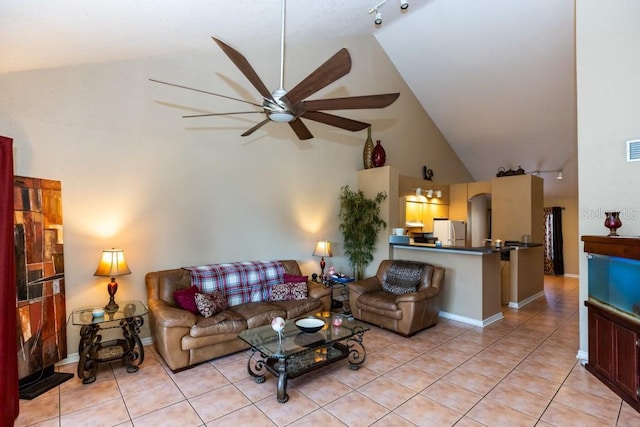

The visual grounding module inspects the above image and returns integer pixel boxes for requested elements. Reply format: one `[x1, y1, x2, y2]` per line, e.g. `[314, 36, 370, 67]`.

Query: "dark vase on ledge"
[604, 211, 622, 236]
[372, 140, 386, 167]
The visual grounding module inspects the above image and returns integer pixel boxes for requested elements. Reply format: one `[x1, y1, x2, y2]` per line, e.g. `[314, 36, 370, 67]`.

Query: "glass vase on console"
[604, 211, 622, 236]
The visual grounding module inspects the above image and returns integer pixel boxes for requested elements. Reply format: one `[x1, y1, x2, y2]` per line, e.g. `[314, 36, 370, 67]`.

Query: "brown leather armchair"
[348, 260, 445, 337]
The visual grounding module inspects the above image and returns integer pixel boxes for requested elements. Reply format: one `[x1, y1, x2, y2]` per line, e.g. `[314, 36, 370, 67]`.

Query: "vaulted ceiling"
[1, 0, 577, 199]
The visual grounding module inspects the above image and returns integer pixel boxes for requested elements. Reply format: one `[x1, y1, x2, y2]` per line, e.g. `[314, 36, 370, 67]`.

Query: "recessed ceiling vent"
[627, 139, 640, 162]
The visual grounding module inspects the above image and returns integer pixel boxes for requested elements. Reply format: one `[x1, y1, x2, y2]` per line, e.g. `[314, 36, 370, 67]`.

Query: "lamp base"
[105, 277, 119, 313]
[105, 299, 119, 313]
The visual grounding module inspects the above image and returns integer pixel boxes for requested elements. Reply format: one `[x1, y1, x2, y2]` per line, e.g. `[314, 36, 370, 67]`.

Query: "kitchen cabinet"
[585, 301, 640, 407]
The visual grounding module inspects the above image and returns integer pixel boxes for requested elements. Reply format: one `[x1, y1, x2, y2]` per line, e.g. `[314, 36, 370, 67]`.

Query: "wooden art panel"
[14, 176, 67, 380]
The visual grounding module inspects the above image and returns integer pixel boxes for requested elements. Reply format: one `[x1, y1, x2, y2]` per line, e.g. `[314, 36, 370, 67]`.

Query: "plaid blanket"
[183, 261, 285, 306]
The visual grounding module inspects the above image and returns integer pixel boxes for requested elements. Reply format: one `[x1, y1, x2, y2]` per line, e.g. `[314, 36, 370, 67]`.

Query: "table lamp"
[94, 248, 131, 313]
[312, 240, 333, 281]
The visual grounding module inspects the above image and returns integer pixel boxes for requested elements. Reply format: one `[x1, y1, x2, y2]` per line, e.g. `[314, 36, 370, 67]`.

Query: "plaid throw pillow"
[268, 282, 308, 301]
[194, 291, 229, 318]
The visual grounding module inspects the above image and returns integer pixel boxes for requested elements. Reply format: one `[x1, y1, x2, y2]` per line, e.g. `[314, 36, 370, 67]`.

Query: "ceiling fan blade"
[301, 93, 400, 111]
[212, 37, 273, 100]
[183, 111, 262, 118]
[288, 119, 314, 140]
[242, 119, 271, 137]
[149, 79, 263, 108]
[302, 111, 370, 132]
[285, 48, 352, 105]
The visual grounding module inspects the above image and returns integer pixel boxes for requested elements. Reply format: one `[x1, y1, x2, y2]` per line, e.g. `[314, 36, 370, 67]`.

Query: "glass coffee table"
[238, 313, 369, 403]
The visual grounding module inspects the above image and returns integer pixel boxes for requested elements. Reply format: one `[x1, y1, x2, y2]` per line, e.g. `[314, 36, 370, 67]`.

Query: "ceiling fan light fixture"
[268, 112, 295, 123]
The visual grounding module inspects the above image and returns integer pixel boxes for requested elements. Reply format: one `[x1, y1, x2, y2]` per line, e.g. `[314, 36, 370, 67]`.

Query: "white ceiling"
[1, 0, 577, 199]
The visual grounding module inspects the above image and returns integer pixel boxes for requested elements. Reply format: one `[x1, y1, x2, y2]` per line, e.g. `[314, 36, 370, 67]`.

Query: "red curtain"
[0, 136, 19, 426]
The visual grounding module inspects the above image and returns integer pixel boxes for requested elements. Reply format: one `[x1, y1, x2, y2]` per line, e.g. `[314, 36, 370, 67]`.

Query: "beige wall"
[0, 36, 473, 355]
[491, 175, 544, 243]
[576, 1, 640, 357]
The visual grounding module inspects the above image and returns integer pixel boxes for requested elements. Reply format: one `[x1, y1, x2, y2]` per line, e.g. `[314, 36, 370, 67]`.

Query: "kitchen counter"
[390, 241, 515, 254]
[390, 241, 544, 327]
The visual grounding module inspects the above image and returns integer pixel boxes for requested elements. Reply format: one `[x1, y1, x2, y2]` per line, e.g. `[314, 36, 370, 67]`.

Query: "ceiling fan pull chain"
[279, 0, 286, 91]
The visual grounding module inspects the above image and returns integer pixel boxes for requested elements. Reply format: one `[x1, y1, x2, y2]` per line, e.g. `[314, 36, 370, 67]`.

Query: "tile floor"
[15, 275, 640, 426]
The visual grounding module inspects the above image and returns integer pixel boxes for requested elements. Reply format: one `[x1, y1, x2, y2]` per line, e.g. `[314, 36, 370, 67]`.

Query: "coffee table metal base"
[246, 334, 367, 403]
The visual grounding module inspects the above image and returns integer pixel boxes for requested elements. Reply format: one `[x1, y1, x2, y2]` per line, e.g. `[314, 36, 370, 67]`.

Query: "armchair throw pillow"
[383, 261, 425, 295]
[194, 291, 229, 318]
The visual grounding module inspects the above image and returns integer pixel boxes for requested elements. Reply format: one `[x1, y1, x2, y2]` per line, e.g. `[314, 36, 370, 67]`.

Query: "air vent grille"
[627, 140, 640, 162]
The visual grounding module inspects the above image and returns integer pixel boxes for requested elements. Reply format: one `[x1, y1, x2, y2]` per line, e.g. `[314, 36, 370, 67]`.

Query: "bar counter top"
[390, 241, 541, 255]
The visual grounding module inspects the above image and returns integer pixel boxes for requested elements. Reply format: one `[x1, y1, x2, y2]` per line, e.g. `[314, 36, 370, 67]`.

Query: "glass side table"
[72, 300, 147, 384]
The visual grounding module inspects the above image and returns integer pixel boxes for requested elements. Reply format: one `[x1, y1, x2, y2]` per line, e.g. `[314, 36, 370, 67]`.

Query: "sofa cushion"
[194, 291, 229, 318]
[268, 281, 308, 301]
[190, 310, 247, 338]
[382, 261, 424, 295]
[228, 302, 287, 329]
[173, 285, 200, 314]
[183, 261, 285, 306]
[269, 298, 323, 319]
[357, 291, 403, 320]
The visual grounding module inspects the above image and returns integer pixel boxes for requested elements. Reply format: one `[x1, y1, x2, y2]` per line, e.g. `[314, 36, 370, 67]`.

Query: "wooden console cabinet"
[582, 235, 640, 411]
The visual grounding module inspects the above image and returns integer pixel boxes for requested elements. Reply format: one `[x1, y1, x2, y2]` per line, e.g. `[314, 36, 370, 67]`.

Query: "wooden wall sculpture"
[14, 176, 67, 380]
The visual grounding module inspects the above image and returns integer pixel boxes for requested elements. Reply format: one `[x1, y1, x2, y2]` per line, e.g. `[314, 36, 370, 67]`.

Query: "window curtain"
[543, 206, 565, 275]
[0, 136, 19, 425]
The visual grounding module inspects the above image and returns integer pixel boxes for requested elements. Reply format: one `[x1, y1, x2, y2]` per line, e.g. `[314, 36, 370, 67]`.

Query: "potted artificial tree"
[338, 185, 387, 280]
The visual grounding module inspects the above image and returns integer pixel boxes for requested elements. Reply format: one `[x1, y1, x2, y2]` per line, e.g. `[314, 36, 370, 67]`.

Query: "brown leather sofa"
[145, 260, 331, 371]
[348, 259, 445, 337]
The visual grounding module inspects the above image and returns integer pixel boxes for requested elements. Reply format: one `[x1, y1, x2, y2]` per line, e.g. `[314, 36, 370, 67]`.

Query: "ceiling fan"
[150, 0, 400, 140]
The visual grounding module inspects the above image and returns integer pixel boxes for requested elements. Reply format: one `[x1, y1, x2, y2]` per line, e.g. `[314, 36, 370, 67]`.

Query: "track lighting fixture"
[400, 0, 409, 9]
[413, 188, 442, 200]
[368, 0, 388, 25]
[374, 10, 382, 25]
[530, 169, 564, 180]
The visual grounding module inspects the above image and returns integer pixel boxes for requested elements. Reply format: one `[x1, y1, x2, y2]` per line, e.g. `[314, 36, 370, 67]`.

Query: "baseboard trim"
[439, 311, 504, 328]
[564, 273, 579, 278]
[57, 336, 154, 367]
[507, 291, 545, 309]
[576, 349, 588, 363]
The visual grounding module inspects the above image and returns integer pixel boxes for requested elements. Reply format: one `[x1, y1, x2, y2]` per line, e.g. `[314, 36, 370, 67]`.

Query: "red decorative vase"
[604, 211, 622, 236]
[372, 140, 386, 167]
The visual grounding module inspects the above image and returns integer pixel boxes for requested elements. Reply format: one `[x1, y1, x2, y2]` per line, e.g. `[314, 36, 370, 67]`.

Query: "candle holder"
[604, 211, 622, 236]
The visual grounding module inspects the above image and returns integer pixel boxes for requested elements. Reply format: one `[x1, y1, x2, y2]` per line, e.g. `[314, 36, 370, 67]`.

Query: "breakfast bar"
[390, 243, 507, 326]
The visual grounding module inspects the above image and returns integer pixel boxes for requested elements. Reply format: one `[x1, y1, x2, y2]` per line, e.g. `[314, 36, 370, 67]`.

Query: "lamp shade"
[94, 249, 131, 277]
[312, 241, 333, 258]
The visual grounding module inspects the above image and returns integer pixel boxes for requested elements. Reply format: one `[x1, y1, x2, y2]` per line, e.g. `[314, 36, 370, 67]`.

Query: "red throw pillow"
[283, 273, 308, 283]
[173, 285, 200, 314]
[268, 282, 308, 301]
[194, 291, 229, 318]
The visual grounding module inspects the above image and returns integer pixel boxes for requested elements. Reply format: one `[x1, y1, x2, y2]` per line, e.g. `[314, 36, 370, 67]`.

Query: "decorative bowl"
[92, 308, 105, 318]
[295, 317, 325, 334]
